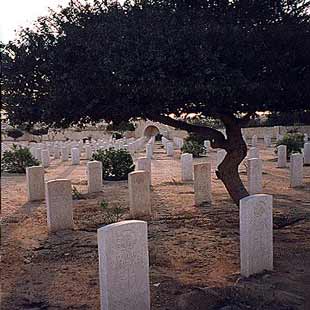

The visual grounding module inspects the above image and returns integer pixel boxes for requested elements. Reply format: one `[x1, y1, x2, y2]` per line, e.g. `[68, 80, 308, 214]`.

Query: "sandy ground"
[1, 141, 310, 309]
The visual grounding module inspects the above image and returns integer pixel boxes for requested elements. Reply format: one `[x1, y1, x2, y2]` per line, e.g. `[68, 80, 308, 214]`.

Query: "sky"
[0, 0, 71, 43]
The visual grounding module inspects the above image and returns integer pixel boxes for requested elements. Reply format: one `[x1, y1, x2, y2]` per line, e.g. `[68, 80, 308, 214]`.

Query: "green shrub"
[181, 140, 205, 157]
[92, 148, 135, 181]
[6, 128, 24, 140]
[185, 132, 205, 145]
[181, 132, 206, 157]
[112, 132, 123, 140]
[99, 200, 124, 224]
[29, 127, 49, 135]
[275, 132, 304, 158]
[1, 144, 40, 173]
[155, 133, 163, 141]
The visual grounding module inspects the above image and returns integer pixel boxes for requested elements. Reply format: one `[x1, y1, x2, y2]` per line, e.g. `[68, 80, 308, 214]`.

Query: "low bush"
[6, 128, 24, 140]
[1, 145, 40, 173]
[275, 132, 304, 158]
[181, 140, 205, 157]
[181, 132, 206, 157]
[111, 132, 123, 140]
[155, 133, 163, 141]
[29, 127, 49, 135]
[92, 148, 135, 181]
[184, 132, 205, 145]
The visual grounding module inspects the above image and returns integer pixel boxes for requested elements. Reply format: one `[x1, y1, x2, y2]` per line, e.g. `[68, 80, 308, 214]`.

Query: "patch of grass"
[99, 200, 124, 224]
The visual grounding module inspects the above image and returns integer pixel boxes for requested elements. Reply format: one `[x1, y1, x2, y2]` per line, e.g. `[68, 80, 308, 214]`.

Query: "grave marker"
[240, 194, 273, 277]
[166, 142, 174, 156]
[247, 158, 262, 194]
[251, 135, 257, 147]
[128, 171, 151, 218]
[248, 147, 259, 159]
[41, 149, 50, 168]
[98, 220, 150, 310]
[87, 161, 102, 193]
[290, 153, 303, 187]
[136, 157, 152, 186]
[71, 147, 80, 165]
[61, 147, 69, 161]
[194, 162, 212, 205]
[277, 145, 287, 168]
[304, 142, 310, 165]
[26, 166, 45, 201]
[45, 179, 74, 232]
[181, 153, 193, 181]
[146, 144, 153, 159]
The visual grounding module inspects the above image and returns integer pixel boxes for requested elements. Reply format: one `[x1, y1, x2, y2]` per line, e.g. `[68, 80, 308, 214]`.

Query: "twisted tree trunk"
[150, 113, 249, 205]
[216, 116, 249, 204]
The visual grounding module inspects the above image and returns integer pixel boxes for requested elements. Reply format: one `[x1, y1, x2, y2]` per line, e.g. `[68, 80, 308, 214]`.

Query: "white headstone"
[71, 147, 80, 165]
[87, 161, 102, 193]
[248, 147, 259, 159]
[30, 147, 36, 157]
[26, 166, 45, 201]
[54, 147, 61, 159]
[166, 142, 174, 156]
[136, 157, 152, 186]
[251, 135, 257, 147]
[277, 133, 283, 141]
[264, 136, 272, 147]
[128, 171, 151, 218]
[35, 148, 42, 162]
[304, 142, 310, 165]
[161, 137, 168, 148]
[146, 144, 153, 160]
[61, 147, 69, 161]
[277, 145, 287, 168]
[78, 141, 83, 153]
[290, 153, 303, 187]
[240, 194, 273, 277]
[48, 143, 55, 155]
[247, 158, 262, 195]
[85, 145, 93, 160]
[41, 149, 50, 168]
[173, 137, 183, 149]
[98, 220, 150, 310]
[194, 162, 212, 205]
[45, 179, 73, 232]
[181, 153, 193, 181]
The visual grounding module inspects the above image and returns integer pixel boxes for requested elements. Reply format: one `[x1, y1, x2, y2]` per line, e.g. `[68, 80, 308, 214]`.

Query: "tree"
[3, 0, 310, 204]
[264, 111, 310, 126]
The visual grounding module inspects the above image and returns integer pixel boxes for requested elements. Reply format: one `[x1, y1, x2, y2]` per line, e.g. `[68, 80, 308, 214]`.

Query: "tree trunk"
[216, 117, 249, 205]
[150, 113, 249, 205]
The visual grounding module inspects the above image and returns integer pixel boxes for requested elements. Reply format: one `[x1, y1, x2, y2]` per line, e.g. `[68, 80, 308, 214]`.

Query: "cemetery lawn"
[1, 143, 310, 309]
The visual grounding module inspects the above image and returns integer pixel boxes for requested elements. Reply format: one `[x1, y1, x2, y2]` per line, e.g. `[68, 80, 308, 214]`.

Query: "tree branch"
[148, 114, 227, 148]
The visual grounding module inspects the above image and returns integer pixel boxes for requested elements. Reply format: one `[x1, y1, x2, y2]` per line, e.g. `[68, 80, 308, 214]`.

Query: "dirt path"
[1, 142, 310, 309]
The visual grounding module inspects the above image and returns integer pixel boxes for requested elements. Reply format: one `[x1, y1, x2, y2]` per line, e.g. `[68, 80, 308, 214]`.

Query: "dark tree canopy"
[3, 0, 310, 127]
[2, 0, 310, 203]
